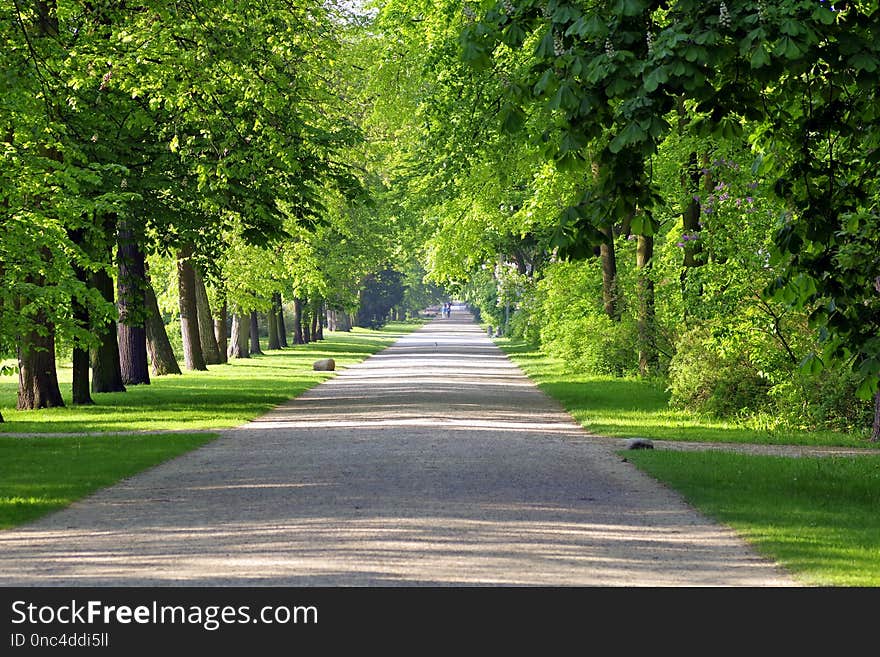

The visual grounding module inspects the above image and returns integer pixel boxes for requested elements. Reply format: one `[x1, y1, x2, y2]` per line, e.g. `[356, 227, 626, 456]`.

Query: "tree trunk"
[267, 301, 281, 350]
[249, 310, 263, 354]
[16, 7, 65, 411]
[91, 266, 126, 393]
[275, 293, 288, 347]
[872, 390, 880, 443]
[71, 342, 93, 405]
[144, 276, 181, 375]
[229, 313, 250, 359]
[637, 234, 657, 377]
[194, 270, 222, 365]
[302, 303, 312, 343]
[214, 297, 228, 364]
[17, 312, 65, 410]
[599, 224, 620, 321]
[68, 229, 93, 405]
[116, 219, 150, 386]
[311, 300, 322, 341]
[336, 310, 352, 332]
[292, 297, 304, 344]
[177, 245, 207, 371]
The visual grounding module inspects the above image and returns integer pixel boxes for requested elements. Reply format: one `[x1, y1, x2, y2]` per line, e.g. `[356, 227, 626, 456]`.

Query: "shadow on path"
[0, 306, 796, 586]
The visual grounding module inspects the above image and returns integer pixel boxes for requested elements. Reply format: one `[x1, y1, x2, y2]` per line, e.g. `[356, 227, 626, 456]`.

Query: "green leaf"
[856, 374, 879, 401]
[812, 7, 836, 25]
[643, 66, 668, 92]
[609, 122, 646, 153]
[750, 45, 771, 69]
[533, 68, 556, 96]
[849, 53, 879, 73]
[499, 103, 526, 133]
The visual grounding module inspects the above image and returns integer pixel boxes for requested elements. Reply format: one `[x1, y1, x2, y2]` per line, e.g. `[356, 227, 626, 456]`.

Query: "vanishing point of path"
[0, 308, 796, 586]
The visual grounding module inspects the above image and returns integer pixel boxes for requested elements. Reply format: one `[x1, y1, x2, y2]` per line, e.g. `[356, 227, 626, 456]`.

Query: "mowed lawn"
[0, 325, 417, 434]
[497, 337, 880, 586]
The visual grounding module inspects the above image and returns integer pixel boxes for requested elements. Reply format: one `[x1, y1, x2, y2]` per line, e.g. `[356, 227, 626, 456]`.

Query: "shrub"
[668, 326, 772, 416]
[769, 368, 874, 435]
[542, 313, 639, 377]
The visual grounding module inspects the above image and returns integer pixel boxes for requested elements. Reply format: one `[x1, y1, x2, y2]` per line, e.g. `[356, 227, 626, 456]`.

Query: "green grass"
[498, 337, 880, 586]
[0, 323, 419, 434]
[498, 338, 878, 449]
[623, 451, 880, 586]
[0, 322, 422, 529]
[0, 433, 216, 529]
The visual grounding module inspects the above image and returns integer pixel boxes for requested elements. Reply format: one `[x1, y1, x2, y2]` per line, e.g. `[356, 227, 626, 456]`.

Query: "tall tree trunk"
[194, 270, 222, 365]
[599, 224, 620, 321]
[274, 293, 287, 348]
[292, 297, 304, 344]
[315, 301, 324, 341]
[267, 301, 281, 350]
[144, 276, 181, 375]
[91, 265, 126, 393]
[71, 335, 93, 404]
[177, 245, 207, 371]
[637, 234, 657, 377]
[214, 297, 228, 364]
[229, 313, 250, 359]
[677, 98, 707, 310]
[17, 311, 65, 410]
[68, 229, 93, 405]
[249, 310, 263, 354]
[116, 219, 150, 386]
[310, 300, 320, 341]
[15, 5, 65, 411]
[872, 391, 880, 443]
[302, 303, 312, 343]
[336, 310, 352, 332]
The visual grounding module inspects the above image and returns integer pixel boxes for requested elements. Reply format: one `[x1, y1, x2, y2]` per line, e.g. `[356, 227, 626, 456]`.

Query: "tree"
[117, 219, 150, 386]
[177, 245, 207, 371]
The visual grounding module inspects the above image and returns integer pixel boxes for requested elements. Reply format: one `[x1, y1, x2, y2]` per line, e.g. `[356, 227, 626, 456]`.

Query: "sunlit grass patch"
[623, 450, 880, 586]
[0, 323, 423, 434]
[497, 338, 876, 449]
[0, 432, 216, 529]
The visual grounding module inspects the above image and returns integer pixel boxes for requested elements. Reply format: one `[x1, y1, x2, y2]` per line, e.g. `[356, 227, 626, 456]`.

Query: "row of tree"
[0, 1, 440, 423]
[363, 1, 880, 440]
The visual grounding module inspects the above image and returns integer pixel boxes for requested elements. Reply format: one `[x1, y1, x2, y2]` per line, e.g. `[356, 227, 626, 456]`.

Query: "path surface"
[0, 308, 797, 586]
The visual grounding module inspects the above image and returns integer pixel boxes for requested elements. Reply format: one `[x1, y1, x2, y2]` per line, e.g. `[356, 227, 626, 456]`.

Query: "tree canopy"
[2, 0, 878, 439]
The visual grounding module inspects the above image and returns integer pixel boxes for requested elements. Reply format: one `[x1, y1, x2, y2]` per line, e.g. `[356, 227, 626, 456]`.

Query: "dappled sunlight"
[0, 313, 797, 585]
[0, 511, 791, 586]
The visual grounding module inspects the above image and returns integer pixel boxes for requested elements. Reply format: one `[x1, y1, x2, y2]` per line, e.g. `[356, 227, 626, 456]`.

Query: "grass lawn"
[498, 337, 880, 586]
[0, 322, 422, 529]
[0, 433, 214, 529]
[498, 339, 878, 449]
[623, 450, 880, 586]
[0, 323, 418, 434]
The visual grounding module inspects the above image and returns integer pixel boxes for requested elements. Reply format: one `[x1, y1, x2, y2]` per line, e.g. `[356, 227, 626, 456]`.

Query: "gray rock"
[626, 438, 654, 450]
[313, 358, 336, 371]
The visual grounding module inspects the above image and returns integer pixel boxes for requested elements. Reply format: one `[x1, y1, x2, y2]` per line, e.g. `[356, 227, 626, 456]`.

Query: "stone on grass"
[313, 358, 336, 372]
[626, 438, 654, 450]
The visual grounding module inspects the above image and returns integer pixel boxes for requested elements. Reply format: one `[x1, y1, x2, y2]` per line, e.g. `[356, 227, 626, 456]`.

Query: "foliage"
[356, 269, 405, 328]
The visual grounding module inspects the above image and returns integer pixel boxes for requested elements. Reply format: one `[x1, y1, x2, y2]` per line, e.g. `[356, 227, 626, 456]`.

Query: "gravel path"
[0, 308, 798, 586]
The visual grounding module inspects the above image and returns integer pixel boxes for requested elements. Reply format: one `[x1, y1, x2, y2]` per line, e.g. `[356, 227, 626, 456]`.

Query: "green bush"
[668, 326, 772, 417]
[769, 368, 874, 435]
[541, 313, 639, 377]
